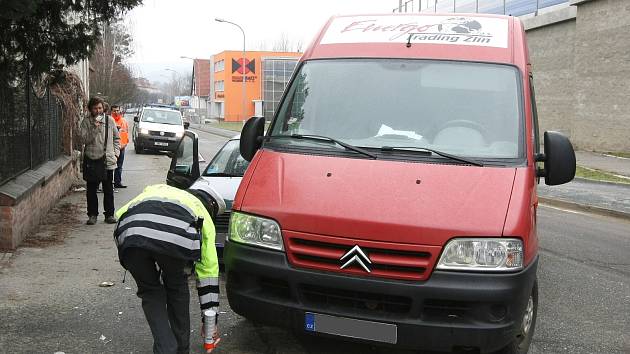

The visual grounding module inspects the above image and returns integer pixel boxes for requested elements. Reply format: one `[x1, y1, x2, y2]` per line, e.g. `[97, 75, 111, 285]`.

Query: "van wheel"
[493, 281, 538, 354]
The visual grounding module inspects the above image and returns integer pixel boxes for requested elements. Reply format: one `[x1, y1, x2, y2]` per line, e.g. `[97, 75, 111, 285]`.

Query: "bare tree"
[89, 21, 138, 105]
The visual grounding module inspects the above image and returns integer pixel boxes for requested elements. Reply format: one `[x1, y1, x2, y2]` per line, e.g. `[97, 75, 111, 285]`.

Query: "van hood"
[138, 121, 183, 133]
[240, 151, 516, 246]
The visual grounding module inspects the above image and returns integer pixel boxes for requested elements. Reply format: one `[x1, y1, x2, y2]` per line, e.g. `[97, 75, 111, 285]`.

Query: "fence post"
[476, 0, 479, 13]
[503, 0, 506, 15]
[26, 69, 32, 170]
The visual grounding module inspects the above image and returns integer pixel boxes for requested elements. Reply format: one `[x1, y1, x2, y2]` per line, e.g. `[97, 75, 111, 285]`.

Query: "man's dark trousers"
[86, 170, 114, 217]
[123, 247, 191, 354]
[114, 147, 125, 186]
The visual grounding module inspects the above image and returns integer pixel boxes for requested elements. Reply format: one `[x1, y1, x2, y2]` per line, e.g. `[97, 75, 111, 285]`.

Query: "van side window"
[529, 74, 540, 156]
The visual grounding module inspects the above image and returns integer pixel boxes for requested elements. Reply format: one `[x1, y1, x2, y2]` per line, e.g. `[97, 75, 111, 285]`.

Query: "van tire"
[493, 280, 538, 354]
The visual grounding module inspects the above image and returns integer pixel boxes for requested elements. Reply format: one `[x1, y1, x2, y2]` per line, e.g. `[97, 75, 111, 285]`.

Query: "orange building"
[210, 51, 302, 122]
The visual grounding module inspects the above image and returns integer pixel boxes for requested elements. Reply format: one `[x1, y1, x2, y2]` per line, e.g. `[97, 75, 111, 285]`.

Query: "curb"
[190, 124, 239, 139]
[539, 197, 630, 221]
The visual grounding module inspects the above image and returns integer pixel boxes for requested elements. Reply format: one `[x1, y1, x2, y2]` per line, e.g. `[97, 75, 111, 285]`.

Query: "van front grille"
[284, 232, 441, 281]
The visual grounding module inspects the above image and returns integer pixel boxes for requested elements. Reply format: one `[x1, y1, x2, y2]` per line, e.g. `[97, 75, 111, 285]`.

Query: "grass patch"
[575, 166, 630, 184]
[605, 152, 630, 159]
[206, 121, 271, 132]
[208, 121, 244, 132]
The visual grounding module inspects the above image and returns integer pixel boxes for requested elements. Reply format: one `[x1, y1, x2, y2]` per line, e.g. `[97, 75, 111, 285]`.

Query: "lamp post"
[215, 18, 247, 124]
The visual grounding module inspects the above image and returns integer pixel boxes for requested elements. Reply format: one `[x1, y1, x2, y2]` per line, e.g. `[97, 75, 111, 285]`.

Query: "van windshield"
[270, 59, 523, 161]
[141, 109, 182, 125]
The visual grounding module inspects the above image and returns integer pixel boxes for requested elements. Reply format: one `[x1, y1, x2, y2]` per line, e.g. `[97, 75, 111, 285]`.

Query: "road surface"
[0, 126, 628, 353]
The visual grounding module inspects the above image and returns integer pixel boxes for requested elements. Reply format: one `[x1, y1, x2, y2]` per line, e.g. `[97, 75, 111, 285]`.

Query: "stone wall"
[0, 157, 78, 250]
[524, 0, 630, 152]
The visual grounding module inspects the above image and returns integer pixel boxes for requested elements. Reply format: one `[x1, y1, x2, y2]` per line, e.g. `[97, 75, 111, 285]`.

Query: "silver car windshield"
[203, 140, 250, 177]
[271, 59, 523, 160]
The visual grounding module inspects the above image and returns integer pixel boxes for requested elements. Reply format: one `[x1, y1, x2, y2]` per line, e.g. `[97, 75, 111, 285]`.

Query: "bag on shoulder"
[82, 115, 109, 182]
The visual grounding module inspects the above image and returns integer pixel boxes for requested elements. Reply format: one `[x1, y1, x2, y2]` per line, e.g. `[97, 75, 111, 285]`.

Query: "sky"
[125, 0, 398, 83]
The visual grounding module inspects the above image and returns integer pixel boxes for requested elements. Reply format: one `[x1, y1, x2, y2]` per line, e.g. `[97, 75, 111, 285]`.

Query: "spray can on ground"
[203, 309, 217, 351]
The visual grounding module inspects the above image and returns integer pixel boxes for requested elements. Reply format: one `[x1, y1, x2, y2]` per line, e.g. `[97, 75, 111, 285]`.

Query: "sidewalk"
[576, 151, 630, 178]
[190, 123, 238, 139]
[539, 151, 630, 219]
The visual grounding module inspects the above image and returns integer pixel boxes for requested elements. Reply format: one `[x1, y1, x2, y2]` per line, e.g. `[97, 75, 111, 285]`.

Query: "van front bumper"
[135, 134, 179, 151]
[224, 240, 538, 353]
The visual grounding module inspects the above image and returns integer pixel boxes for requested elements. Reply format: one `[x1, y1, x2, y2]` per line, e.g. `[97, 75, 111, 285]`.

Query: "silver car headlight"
[436, 238, 523, 271]
[229, 212, 283, 251]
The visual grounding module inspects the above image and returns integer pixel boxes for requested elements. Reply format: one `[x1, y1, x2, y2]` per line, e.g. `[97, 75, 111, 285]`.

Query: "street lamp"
[215, 17, 247, 123]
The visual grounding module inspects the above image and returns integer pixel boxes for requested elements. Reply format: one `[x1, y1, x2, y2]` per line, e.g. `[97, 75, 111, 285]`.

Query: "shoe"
[114, 184, 127, 188]
[114, 188, 119, 193]
[104, 216, 118, 224]
[86, 216, 97, 225]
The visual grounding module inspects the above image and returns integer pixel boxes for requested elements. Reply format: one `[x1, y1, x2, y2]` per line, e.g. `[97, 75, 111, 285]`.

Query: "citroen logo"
[340, 245, 372, 273]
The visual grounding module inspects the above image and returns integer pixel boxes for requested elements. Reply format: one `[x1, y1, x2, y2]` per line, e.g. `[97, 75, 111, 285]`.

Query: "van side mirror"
[240, 116, 266, 161]
[134, 116, 139, 123]
[536, 131, 576, 186]
[184, 121, 190, 129]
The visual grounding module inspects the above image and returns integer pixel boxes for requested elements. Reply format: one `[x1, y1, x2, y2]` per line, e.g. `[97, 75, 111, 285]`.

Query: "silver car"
[200, 135, 250, 261]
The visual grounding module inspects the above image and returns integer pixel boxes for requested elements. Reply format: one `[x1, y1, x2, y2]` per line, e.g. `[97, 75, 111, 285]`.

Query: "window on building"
[262, 58, 299, 121]
[214, 60, 225, 72]
[215, 80, 224, 91]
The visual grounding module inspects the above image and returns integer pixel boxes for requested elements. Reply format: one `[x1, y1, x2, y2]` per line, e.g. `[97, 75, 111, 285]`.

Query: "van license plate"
[304, 312, 397, 344]
[154, 142, 169, 146]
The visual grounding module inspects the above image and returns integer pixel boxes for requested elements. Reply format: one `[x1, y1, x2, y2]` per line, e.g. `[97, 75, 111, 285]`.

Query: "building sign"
[232, 58, 257, 83]
[320, 15, 508, 48]
[174, 96, 191, 107]
[232, 58, 256, 74]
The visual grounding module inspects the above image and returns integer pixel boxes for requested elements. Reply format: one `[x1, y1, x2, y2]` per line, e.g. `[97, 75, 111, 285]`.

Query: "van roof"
[303, 13, 525, 66]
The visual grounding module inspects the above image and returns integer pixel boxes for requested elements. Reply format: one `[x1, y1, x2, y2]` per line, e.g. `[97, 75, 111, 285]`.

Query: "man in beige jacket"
[80, 97, 121, 225]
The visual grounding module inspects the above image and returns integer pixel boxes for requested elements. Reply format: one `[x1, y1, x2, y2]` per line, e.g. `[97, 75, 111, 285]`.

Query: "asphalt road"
[0, 127, 628, 353]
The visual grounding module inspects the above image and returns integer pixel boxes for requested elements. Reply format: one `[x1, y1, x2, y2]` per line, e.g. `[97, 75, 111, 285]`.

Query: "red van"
[222, 13, 575, 354]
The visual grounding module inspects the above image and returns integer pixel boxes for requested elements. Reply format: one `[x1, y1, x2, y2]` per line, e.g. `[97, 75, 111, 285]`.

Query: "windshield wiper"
[380, 146, 484, 167]
[203, 172, 241, 177]
[265, 134, 377, 159]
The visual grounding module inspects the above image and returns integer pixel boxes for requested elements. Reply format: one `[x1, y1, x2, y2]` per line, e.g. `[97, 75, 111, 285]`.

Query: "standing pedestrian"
[112, 105, 129, 189]
[114, 181, 225, 353]
[79, 97, 120, 225]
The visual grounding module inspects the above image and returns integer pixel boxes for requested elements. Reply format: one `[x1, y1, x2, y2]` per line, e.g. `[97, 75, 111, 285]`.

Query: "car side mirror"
[536, 131, 576, 186]
[184, 121, 190, 129]
[134, 116, 139, 123]
[240, 116, 266, 161]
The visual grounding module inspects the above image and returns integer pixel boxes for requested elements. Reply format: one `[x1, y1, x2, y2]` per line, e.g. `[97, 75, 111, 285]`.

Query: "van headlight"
[140, 128, 149, 135]
[436, 238, 523, 271]
[229, 212, 283, 251]
[175, 131, 184, 138]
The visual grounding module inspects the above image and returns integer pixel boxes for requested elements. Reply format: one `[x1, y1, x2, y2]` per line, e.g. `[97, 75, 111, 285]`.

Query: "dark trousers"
[114, 147, 125, 186]
[123, 247, 191, 354]
[86, 170, 114, 217]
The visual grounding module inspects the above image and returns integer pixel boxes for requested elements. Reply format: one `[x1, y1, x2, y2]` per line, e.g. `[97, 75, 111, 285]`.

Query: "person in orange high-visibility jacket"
[111, 105, 129, 189]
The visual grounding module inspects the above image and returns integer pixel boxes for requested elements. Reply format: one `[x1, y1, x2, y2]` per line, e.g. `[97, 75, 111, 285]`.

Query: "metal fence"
[393, 0, 568, 16]
[0, 73, 63, 186]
